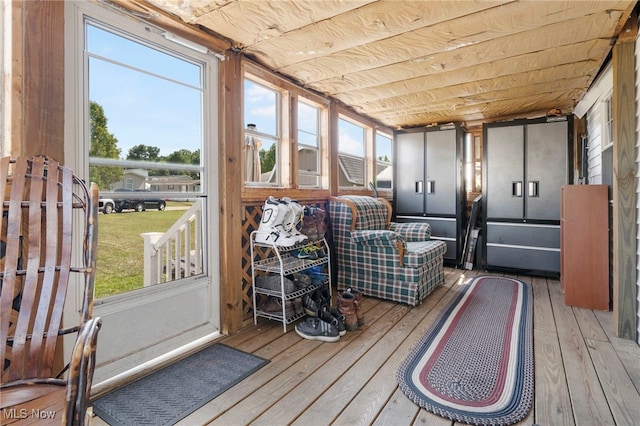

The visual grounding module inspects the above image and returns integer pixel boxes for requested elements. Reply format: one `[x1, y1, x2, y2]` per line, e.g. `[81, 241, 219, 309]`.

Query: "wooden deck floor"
[96, 267, 640, 425]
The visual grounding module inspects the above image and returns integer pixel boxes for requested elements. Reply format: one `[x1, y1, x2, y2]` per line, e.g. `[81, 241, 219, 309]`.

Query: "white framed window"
[124, 177, 134, 190]
[298, 99, 321, 187]
[338, 117, 366, 188]
[243, 77, 281, 185]
[242, 71, 329, 190]
[375, 132, 393, 190]
[602, 93, 614, 150]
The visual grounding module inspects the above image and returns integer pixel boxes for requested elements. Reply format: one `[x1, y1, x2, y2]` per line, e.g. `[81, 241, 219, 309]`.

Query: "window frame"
[602, 92, 614, 151]
[332, 106, 395, 195]
[375, 131, 393, 190]
[337, 115, 367, 189]
[243, 74, 283, 187]
[297, 97, 322, 188]
[242, 61, 329, 193]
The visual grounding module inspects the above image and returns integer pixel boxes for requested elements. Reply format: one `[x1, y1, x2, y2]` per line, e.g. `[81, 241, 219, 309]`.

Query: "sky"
[88, 24, 203, 158]
[88, 23, 392, 162]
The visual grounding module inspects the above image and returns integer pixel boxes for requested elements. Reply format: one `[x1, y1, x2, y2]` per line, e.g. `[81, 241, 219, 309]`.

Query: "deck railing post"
[141, 232, 163, 286]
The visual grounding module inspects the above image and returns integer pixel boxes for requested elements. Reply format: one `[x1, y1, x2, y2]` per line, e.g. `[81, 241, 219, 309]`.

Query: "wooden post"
[12, 1, 65, 160]
[612, 13, 638, 340]
[219, 53, 244, 334]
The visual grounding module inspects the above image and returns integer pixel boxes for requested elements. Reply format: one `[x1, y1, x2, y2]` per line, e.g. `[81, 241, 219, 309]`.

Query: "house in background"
[336, 154, 392, 190]
[375, 164, 393, 190]
[147, 175, 200, 193]
[109, 170, 201, 193]
[109, 169, 149, 191]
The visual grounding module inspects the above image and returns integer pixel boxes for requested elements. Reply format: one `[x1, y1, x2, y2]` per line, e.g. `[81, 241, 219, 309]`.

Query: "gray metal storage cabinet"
[394, 123, 466, 265]
[482, 115, 573, 275]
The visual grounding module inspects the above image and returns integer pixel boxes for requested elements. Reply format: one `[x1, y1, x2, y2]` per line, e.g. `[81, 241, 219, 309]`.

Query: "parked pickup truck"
[105, 189, 167, 213]
[99, 198, 116, 214]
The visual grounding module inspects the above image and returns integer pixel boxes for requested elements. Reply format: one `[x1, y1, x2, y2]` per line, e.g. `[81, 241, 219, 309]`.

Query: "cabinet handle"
[512, 181, 522, 197]
[426, 180, 435, 194]
[415, 181, 423, 194]
[528, 181, 539, 197]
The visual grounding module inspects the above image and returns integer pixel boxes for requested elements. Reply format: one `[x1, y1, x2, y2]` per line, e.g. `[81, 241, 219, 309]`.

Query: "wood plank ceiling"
[143, 0, 635, 128]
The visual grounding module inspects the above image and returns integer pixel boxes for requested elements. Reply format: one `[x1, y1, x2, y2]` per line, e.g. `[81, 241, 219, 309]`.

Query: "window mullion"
[365, 127, 375, 189]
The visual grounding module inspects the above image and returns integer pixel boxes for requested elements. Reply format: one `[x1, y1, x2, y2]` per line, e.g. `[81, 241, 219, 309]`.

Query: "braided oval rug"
[397, 275, 533, 426]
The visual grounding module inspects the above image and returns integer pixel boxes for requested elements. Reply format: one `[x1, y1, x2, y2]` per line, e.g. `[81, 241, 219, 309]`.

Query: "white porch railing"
[141, 199, 204, 286]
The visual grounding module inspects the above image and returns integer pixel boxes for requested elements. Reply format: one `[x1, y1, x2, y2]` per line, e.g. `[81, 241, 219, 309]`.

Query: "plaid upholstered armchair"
[329, 195, 447, 306]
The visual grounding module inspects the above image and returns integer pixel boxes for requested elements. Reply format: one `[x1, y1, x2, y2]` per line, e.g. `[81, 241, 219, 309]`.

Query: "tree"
[163, 149, 200, 178]
[260, 144, 276, 174]
[127, 144, 161, 162]
[89, 101, 122, 191]
[164, 148, 198, 165]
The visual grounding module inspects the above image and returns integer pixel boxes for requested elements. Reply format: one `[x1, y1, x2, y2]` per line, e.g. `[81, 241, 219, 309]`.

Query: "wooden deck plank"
[291, 271, 460, 425]
[331, 273, 466, 425]
[251, 303, 412, 425]
[172, 296, 380, 425]
[372, 387, 420, 425]
[586, 338, 640, 425]
[593, 309, 640, 393]
[573, 307, 609, 342]
[534, 328, 575, 426]
[531, 276, 575, 425]
[227, 319, 297, 354]
[412, 409, 453, 426]
[175, 335, 324, 425]
[548, 279, 616, 425]
[179, 291, 385, 425]
[210, 301, 395, 425]
[531, 276, 556, 333]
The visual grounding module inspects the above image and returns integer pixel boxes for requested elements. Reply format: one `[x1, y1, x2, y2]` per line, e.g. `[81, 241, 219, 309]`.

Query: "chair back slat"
[43, 164, 75, 375]
[27, 158, 58, 375]
[1, 156, 94, 383]
[0, 157, 26, 377]
[13, 156, 49, 379]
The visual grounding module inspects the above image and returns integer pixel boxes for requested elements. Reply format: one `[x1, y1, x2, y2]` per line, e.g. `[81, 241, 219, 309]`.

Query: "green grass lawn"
[95, 203, 191, 299]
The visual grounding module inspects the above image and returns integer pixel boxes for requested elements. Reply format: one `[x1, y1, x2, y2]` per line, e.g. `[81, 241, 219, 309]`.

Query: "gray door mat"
[92, 343, 269, 425]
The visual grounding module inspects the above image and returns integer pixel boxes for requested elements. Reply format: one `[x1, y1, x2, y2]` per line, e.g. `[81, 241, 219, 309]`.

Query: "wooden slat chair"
[0, 156, 101, 425]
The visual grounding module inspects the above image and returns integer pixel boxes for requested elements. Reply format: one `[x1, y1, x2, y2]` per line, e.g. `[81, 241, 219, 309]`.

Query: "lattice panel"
[241, 204, 262, 321]
[240, 200, 329, 323]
